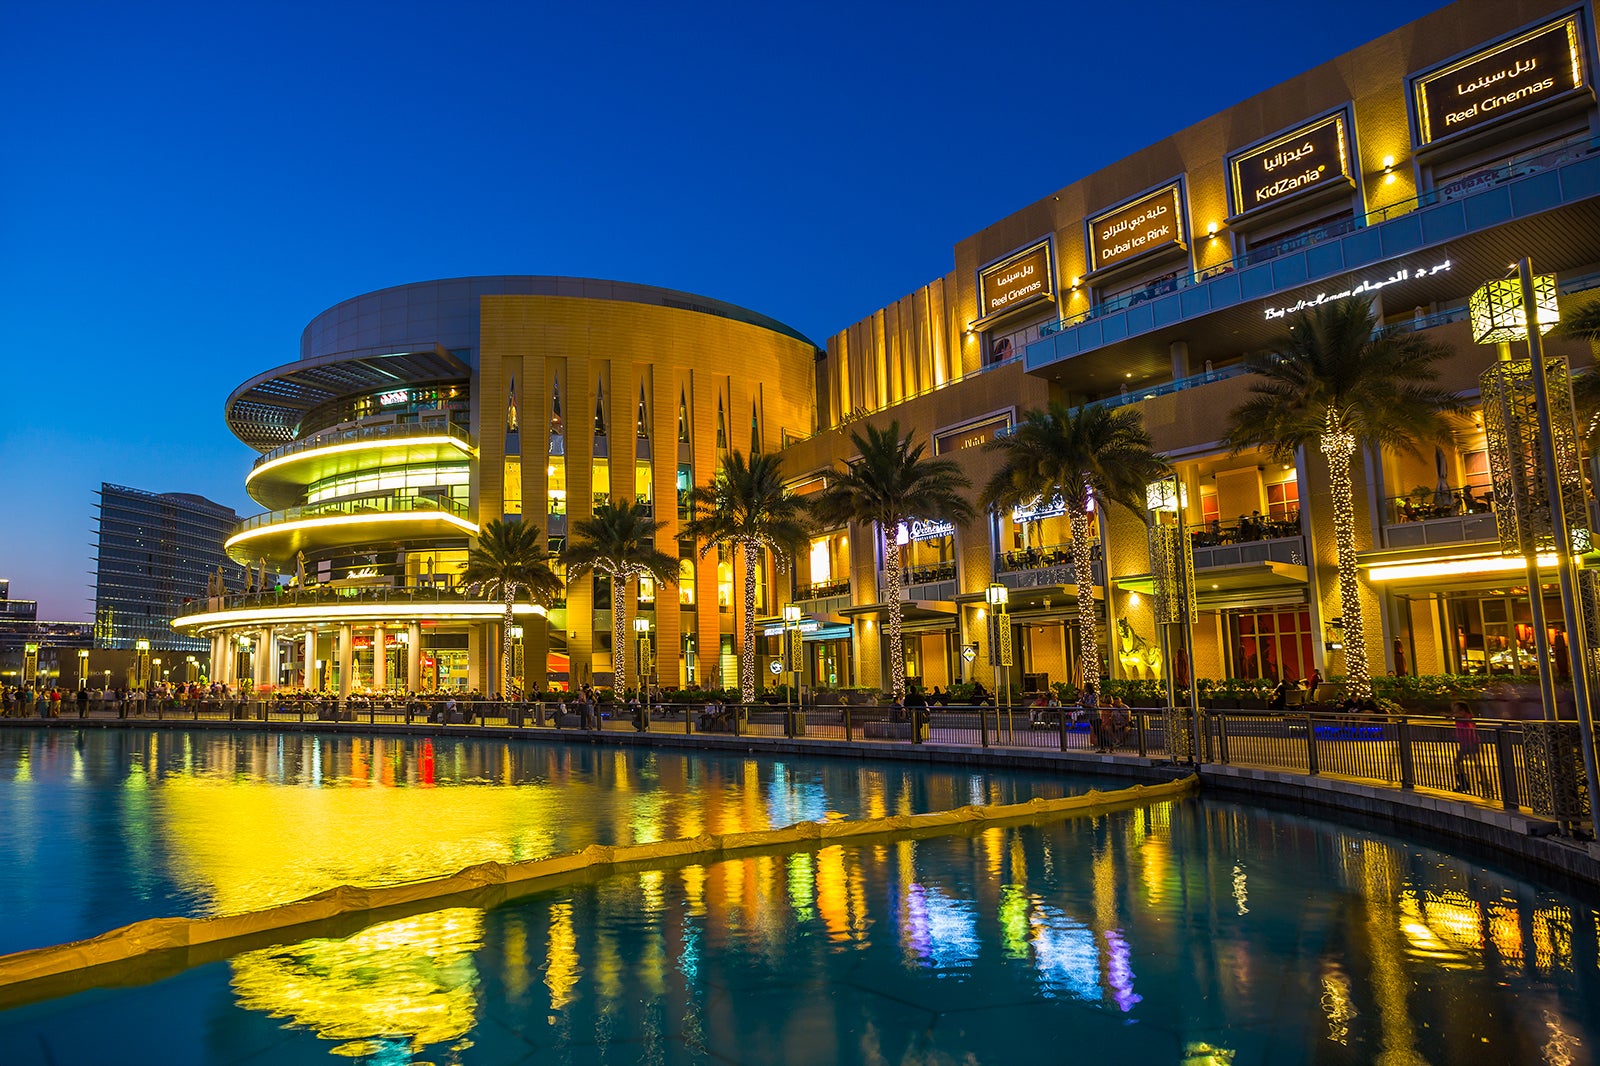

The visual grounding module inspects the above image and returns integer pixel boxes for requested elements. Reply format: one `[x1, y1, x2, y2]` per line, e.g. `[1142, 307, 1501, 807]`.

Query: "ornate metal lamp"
[1475, 261, 1598, 834]
[1147, 475, 1197, 763]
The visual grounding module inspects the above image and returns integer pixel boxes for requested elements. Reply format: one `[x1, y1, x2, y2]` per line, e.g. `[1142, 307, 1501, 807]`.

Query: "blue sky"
[1, 0, 1447, 620]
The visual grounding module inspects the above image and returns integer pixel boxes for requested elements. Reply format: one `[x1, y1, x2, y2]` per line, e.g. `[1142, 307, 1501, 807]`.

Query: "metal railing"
[795, 579, 850, 601]
[1385, 485, 1494, 525]
[233, 492, 471, 536]
[7, 700, 1549, 819]
[251, 420, 474, 473]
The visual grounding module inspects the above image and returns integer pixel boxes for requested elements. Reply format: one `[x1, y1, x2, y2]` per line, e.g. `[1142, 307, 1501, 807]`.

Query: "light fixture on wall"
[1382, 155, 1396, 184]
[1206, 221, 1219, 238]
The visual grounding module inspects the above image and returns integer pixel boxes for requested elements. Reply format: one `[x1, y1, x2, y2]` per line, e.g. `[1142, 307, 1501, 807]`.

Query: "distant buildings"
[93, 484, 247, 653]
[0, 578, 92, 689]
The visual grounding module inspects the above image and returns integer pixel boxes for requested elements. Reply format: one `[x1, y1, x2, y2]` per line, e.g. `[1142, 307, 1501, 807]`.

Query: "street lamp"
[986, 584, 1012, 739]
[76, 649, 88, 689]
[134, 639, 150, 690]
[1474, 258, 1600, 839]
[186, 655, 197, 684]
[783, 603, 805, 734]
[237, 635, 253, 695]
[634, 617, 652, 730]
[1147, 474, 1198, 764]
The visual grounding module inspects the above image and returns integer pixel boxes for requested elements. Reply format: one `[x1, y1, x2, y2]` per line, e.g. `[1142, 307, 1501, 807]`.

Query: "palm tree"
[459, 519, 562, 698]
[981, 403, 1168, 694]
[809, 421, 973, 702]
[562, 500, 678, 692]
[1225, 295, 1458, 698]
[1556, 298, 1600, 439]
[682, 450, 811, 705]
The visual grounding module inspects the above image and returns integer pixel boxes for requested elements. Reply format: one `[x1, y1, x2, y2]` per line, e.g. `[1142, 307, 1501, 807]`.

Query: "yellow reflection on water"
[544, 901, 579, 1010]
[230, 907, 483, 1053]
[1319, 962, 1355, 1045]
[1534, 903, 1574, 973]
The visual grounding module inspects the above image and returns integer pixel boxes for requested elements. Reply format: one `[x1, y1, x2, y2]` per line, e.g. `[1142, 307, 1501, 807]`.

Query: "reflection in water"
[230, 907, 484, 1056]
[0, 728, 1092, 956]
[140, 799, 1599, 1064]
[1, 731, 1598, 1063]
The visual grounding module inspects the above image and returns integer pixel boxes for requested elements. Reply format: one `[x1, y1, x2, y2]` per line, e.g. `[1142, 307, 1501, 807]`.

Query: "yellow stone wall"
[479, 296, 817, 690]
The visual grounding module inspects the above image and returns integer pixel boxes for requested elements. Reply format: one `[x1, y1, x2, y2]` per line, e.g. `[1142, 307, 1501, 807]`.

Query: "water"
[1, 729, 1598, 1065]
[0, 728, 1106, 954]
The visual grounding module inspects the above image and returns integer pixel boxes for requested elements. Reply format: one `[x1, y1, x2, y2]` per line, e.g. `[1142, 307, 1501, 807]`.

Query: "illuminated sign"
[1088, 183, 1186, 272]
[761, 619, 823, 637]
[895, 518, 955, 544]
[978, 242, 1054, 317]
[1229, 114, 1351, 216]
[379, 390, 409, 406]
[1012, 493, 1067, 523]
[935, 415, 1009, 455]
[1414, 16, 1585, 145]
[1262, 257, 1452, 320]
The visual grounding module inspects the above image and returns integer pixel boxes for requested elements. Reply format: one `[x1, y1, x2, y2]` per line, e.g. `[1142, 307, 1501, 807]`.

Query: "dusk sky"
[2, 0, 1447, 621]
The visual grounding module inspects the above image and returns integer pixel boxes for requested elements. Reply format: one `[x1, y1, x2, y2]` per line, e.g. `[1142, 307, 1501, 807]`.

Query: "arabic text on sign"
[1261, 259, 1452, 320]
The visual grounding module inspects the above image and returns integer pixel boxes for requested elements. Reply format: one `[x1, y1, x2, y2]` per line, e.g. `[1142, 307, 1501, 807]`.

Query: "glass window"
[547, 457, 566, 516]
[635, 460, 653, 505]
[592, 461, 610, 509]
[503, 458, 522, 515]
[679, 557, 696, 605]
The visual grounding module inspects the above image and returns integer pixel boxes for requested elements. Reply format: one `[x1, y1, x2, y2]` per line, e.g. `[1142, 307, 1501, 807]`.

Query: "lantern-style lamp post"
[1473, 258, 1599, 838]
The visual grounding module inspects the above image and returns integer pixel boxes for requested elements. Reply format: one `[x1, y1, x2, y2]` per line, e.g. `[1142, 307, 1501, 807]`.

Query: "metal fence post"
[1397, 718, 1416, 789]
[1217, 714, 1230, 764]
[733, 706, 742, 737]
[1135, 712, 1147, 756]
[1305, 713, 1319, 775]
[843, 704, 853, 743]
[980, 705, 989, 748]
[1058, 708, 1068, 751]
[1495, 727, 1520, 810]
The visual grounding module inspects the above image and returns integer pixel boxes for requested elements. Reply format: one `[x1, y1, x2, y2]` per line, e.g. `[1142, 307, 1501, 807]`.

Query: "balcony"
[994, 544, 1105, 591]
[226, 494, 477, 562]
[246, 421, 476, 510]
[878, 562, 958, 602]
[1382, 487, 1499, 549]
[1027, 133, 1600, 375]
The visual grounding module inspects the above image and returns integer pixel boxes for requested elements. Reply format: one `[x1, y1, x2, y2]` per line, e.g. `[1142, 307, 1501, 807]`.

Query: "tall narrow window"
[715, 397, 727, 451]
[677, 389, 689, 443]
[506, 378, 520, 433]
[636, 384, 650, 439]
[592, 460, 611, 509]
[750, 401, 761, 453]
[503, 458, 522, 515]
[594, 381, 608, 436]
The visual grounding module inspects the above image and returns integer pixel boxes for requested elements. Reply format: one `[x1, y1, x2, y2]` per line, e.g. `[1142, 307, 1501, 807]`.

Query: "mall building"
[179, 0, 1600, 697]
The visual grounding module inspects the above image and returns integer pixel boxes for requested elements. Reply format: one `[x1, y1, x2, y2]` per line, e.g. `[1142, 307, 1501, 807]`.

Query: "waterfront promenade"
[7, 695, 1599, 888]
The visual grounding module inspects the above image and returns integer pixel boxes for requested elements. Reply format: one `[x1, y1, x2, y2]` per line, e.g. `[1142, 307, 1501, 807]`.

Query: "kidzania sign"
[1414, 16, 1585, 144]
[1088, 183, 1186, 272]
[1229, 113, 1352, 216]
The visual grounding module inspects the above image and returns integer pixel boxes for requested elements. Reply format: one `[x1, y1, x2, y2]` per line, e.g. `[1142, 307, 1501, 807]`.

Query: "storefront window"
[679, 557, 696, 605]
[592, 460, 610, 509]
[1265, 473, 1298, 522]
[1230, 607, 1314, 682]
[503, 458, 522, 515]
[547, 457, 567, 516]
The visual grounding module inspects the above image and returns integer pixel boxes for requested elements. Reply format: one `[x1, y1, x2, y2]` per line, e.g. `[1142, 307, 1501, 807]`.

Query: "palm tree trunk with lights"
[1068, 504, 1099, 693]
[1320, 415, 1370, 698]
[501, 584, 516, 697]
[612, 570, 629, 694]
[741, 545, 759, 704]
[883, 532, 906, 703]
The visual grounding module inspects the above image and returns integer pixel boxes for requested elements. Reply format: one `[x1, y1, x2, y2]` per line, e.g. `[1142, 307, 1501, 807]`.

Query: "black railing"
[7, 701, 1548, 819]
[1189, 514, 1301, 547]
[1386, 486, 1493, 524]
[795, 579, 850, 600]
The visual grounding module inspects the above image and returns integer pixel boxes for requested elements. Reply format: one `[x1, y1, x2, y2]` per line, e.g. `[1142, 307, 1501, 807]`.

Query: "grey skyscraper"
[93, 484, 246, 651]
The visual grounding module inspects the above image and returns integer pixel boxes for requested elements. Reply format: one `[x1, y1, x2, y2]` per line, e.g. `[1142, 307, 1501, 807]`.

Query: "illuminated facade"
[176, 278, 817, 694]
[179, 0, 1600, 697]
[777, 0, 1600, 694]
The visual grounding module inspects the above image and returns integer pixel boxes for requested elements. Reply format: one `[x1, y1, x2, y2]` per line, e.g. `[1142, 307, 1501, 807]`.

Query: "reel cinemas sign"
[1088, 183, 1185, 272]
[979, 241, 1053, 316]
[1414, 15, 1585, 144]
[1229, 114, 1351, 216]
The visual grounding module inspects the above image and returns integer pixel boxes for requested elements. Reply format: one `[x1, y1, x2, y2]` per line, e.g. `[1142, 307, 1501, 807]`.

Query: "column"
[407, 624, 422, 693]
[210, 635, 223, 685]
[337, 625, 353, 700]
[303, 630, 315, 690]
[527, 617, 549, 693]
[258, 628, 276, 689]
[1170, 340, 1192, 380]
[468, 624, 484, 694]
[373, 625, 387, 692]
